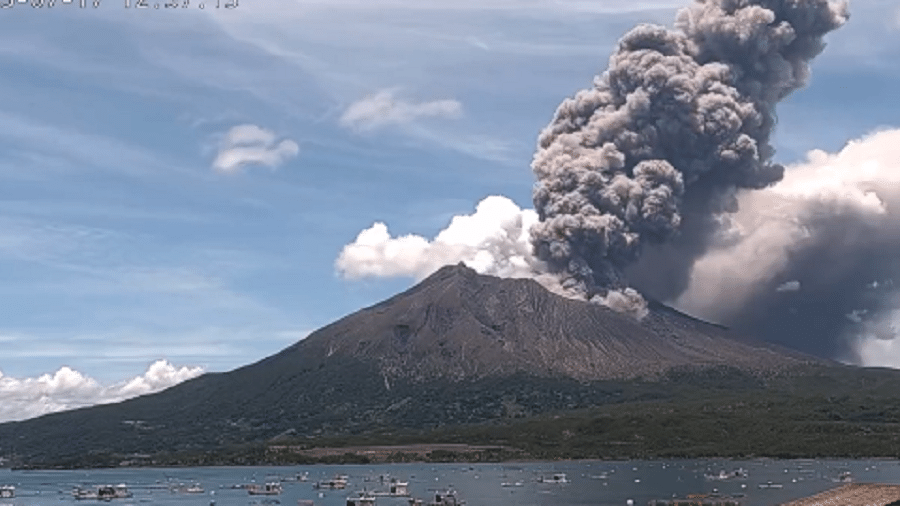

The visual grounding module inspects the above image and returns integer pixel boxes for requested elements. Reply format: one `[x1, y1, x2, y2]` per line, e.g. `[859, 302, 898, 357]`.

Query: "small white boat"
[419, 489, 464, 506]
[758, 481, 783, 489]
[833, 471, 852, 483]
[346, 492, 376, 506]
[0, 485, 14, 498]
[705, 468, 748, 480]
[248, 482, 283, 496]
[73, 484, 133, 500]
[373, 478, 410, 497]
[315, 475, 348, 490]
[172, 483, 204, 494]
[500, 481, 524, 487]
[537, 473, 568, 484]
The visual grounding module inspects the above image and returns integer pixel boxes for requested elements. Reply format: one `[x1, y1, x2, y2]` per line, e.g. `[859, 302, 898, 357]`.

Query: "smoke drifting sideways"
[530, 0, 848, 317]
[675, 129, 900, 363]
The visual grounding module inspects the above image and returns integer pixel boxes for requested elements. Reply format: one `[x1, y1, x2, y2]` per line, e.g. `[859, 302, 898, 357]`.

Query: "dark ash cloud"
[530, 0, 848, 317]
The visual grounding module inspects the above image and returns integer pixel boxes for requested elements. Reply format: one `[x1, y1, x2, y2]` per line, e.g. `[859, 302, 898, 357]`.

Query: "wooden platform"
[779, 483, 900, 506]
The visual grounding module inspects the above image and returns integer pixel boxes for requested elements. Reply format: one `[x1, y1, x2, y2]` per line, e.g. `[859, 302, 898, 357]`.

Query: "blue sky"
[1, 0, 898, 421]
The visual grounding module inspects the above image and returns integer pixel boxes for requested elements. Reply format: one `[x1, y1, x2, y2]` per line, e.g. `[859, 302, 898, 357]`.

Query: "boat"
[315, 475, 348, 490]
[757, 481, 784, 489]
[73, 484, 133, 500]
[0, 485, 14, 498]
[500, 481, 524, 487]
[537, 473, 568, 484]
[412, 489, 464, 506]
[346, 491, 377, 506]
[833, 471, 852, 483]
[248, 482, 283, 495]
[172, 483, 204, 493]
[705, 468, 748, 481]
[384, 478, 409, 496]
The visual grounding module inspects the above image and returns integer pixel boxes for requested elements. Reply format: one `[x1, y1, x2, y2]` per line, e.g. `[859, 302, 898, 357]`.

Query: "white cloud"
[0, 360, 204, 423]
[212, 124, 299, 173]
[676, 128, 900, 322]
[340, 89, 462, 132]
[336, 195, 540, 280]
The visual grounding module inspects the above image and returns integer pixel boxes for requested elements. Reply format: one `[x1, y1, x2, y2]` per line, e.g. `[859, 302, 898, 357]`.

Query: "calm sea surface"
[1, 459, 898, 506]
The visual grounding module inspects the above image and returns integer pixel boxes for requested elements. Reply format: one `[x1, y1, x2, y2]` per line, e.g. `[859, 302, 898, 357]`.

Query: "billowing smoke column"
[530, 0, 848, 315]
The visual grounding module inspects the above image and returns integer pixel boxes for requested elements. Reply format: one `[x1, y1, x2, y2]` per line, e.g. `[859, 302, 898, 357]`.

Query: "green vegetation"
[9, 364, 900, 468]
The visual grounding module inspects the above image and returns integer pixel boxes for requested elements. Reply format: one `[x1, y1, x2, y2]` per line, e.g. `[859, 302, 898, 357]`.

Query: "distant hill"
[5, 263, 900, 467]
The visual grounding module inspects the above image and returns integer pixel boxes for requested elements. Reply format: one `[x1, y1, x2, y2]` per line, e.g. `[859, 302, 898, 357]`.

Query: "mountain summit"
[0, 264, 828, 466]
[286, 263, 820, 384]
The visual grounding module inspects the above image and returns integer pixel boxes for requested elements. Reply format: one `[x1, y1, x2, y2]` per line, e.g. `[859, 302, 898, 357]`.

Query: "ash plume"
[530, 0, 848, 315]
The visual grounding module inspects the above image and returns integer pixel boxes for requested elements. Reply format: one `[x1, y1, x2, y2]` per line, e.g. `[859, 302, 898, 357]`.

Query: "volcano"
[288, 262, 823, 383]
[0, 264, 844, 466]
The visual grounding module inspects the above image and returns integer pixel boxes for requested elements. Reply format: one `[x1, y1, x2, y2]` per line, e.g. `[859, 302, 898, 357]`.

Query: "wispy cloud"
[0, 360, 203, 423]
[212, 124, 299, 173]
[340, 89, 462, 132]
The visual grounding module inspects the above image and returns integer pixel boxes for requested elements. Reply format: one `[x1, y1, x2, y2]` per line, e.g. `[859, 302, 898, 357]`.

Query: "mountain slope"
[0, 264, 835, 466]
[275, 263, 823, 383]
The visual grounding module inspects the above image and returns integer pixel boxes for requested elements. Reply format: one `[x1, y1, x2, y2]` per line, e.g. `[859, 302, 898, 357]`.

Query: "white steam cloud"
[674, 128, 900, 363]
[336, 196, 541, 281]
[677, 129, 900, 318]
[336, 128, 900, 358]
[212, 124, 299, 173]
[0, 360, 204, 423]
[340, 89, 463, 132]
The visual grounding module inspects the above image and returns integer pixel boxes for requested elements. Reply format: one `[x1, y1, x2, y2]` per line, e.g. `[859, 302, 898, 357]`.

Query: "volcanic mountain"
[0, 264, 839, 466]
[290, 262, 822, 383]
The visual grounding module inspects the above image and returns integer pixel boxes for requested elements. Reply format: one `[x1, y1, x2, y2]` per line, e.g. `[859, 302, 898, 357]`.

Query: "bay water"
[1, 459, 897, 506]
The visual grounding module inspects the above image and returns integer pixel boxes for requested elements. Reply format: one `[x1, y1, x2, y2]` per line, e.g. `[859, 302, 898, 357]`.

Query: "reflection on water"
[0, 459, 896, 506]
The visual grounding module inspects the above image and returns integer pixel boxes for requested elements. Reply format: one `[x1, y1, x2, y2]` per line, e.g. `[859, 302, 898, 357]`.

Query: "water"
[0, 459, 897, 506]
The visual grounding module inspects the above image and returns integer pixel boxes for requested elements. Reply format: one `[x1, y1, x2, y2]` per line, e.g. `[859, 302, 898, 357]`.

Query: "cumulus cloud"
[0, 360, 204, 423]
[340, 89, 462, 132]
[336, 196, 542, 280]
[212, 124, 299, 173]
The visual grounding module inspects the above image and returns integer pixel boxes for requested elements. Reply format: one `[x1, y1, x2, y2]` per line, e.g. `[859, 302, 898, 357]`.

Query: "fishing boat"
[171, 483, 204, 494]
[411, 489, 465, 506]
[73, 484, 133, 500]
[248, 482, 283, 495]
[833, 471, 852, 483]
[346, 491, 377, 506]
[705, 468, 748, 480]
[380, 478, 409, 496]
[537, 473, 568, 484]
[315, 475, 349, 490]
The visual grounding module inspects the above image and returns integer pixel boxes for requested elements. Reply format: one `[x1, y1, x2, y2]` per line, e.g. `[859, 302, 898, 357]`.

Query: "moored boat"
[73, 484, 133, 500]
[412, 489, 464, 506]
[346, 491, 376, 506]
[537, 473, 568, 484]
[248, 482, 283, 495]
[315, 475, 348, 490]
